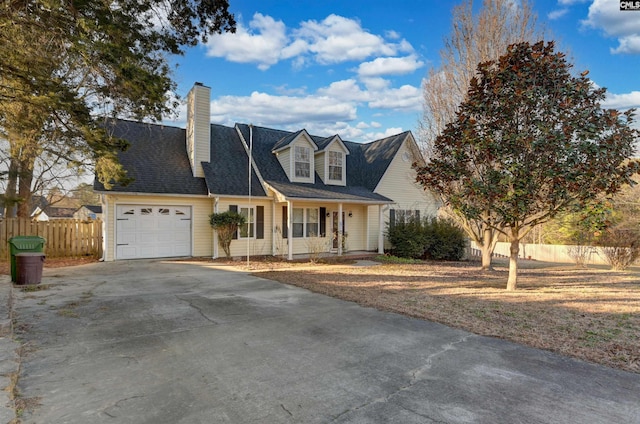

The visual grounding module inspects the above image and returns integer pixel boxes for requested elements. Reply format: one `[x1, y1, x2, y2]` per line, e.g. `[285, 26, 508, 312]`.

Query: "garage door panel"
[173, 244, 190, 256]
[116, 205, 192, 260]
[157, 232, 174, 243]
[117, 245, 138, 260]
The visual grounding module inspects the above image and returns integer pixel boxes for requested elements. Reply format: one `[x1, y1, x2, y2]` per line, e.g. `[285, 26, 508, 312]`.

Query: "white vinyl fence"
[470, 241, 608, 265]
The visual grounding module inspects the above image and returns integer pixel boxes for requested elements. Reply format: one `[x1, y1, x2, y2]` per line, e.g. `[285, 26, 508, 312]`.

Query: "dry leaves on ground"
[252, 260, 640, 374]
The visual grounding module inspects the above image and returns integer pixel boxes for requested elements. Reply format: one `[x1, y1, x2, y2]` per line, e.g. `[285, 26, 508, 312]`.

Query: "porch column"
[378, 205, 384, 254]
[338, 203, 343, 256]
[287, 200, 293, 260]
[271, 201, 276, 256]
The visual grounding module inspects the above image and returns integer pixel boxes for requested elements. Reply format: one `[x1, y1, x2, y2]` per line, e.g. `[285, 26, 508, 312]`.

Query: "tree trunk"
[4, 157, 19, 218]
[506, 237, 519, 291]
[480, 227, 494, 270]
[17, 155, 35, 218]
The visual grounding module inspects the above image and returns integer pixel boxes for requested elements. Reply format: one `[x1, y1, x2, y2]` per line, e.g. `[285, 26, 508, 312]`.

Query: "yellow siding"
[217, 198, 274, 258]
[276, 150, 291, 180]
[102, 194, 213, 261]
[374, 139, 439, 248]
[272, 202, 372, 255]
[367, 205, 381, 251]
[315, 151, 326, 182]
[186, 85, 211, 178]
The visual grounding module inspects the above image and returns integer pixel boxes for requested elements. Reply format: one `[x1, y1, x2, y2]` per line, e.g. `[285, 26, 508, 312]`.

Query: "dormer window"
[328, 151, 343, 181]
[295, 146, 311, 178]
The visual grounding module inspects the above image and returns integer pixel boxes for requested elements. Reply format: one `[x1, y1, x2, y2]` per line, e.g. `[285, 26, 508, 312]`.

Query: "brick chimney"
[186, 82, 211, 178]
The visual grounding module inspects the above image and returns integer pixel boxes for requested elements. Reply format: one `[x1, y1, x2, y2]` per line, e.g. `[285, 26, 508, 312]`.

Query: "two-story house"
[94, 83, 438, 261]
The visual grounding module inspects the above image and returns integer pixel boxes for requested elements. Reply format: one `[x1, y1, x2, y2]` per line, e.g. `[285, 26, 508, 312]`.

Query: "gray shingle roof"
[314, 135, 342, 151]
[94, 119, 407, 204]
[93, 120, 208, 195]
[202, 124, 266, 197]
[236, 124, 399, 203]
[82, 205, 103, 214]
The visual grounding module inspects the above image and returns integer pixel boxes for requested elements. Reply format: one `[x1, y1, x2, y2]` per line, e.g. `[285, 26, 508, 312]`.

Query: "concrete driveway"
[13, 260, 640, 423]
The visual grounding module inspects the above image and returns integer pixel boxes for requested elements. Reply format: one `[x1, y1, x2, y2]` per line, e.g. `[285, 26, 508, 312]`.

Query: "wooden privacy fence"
[0, 218, 103, 260]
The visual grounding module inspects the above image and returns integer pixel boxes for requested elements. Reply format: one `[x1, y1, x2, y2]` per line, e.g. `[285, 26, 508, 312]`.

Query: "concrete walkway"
[4, 260, 640, 423]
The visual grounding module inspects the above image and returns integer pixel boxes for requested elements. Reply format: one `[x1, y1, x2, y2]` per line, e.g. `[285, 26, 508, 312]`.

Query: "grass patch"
[374, 255, 423, 264]
[57, 309, 79, 318]
[17, 284, 50, 293]
[253, 261, 640, 373]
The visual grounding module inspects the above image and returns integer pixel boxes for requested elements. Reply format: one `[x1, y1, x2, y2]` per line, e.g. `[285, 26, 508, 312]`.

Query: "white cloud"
[299, 122, 406, 142]
[317, 79, 371, 102]
[367, 84, 422, 111]
[204, 13, 291, 70]
[320, 77, 422, 111]
[356, 55, 425, 77]
[548, 8, 569, 20]
[582, 0, 640, 54]
[210, 91, 357, 126]
[385, 30, 401, 40]
[205, 13, 416, 69]
[295, 14, 412, 64]
[603, 91, 640, 110]
[610, 35, 640, 55]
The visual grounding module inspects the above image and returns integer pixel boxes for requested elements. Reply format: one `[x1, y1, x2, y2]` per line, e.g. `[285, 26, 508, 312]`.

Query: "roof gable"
[346, 132, 411, 191]
[271, 129, 318, 153]
[315, 135, 349, 155]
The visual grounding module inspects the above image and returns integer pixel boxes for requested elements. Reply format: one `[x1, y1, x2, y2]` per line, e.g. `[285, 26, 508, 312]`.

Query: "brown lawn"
[250, 258, 640, 374]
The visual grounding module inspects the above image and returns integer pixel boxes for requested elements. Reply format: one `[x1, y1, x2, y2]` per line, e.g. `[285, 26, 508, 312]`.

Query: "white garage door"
[116, 205, 192, 260]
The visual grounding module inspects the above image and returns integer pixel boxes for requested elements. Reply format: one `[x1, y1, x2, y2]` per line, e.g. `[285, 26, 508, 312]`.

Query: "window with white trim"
[294, 146, 311, 178]
[292, 207, 320, 238]
[328, 151, 343, 181]
[239, 206, 255, 238]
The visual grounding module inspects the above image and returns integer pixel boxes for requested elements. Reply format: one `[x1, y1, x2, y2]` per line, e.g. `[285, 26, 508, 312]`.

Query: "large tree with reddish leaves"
[415, 41, 639, 290]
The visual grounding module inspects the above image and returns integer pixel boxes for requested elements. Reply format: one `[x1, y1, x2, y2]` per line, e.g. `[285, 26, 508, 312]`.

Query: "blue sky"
[165, 0, 640, 142]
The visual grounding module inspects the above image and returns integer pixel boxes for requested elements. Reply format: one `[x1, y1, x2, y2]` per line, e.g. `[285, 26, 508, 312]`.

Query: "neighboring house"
[31, 206, 77, 221]
[74, 205, 103, 221]
[94, 82, 438, 261]
[0, 195, 48, 219]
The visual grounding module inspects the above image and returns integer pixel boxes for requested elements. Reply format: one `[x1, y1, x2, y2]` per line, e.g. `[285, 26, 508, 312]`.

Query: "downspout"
[100, 194, 107, 261]
[271, 201, 276, 256]
[213, 197, 219, 259]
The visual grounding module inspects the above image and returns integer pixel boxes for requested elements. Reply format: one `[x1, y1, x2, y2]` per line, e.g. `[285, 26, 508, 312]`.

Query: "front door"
[331, 211, 346, 250]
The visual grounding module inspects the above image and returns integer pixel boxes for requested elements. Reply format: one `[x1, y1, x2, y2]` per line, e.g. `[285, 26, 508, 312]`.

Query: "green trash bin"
[9, 236, 45, 283]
